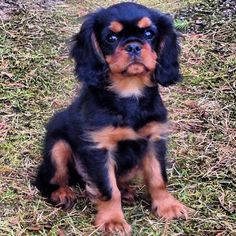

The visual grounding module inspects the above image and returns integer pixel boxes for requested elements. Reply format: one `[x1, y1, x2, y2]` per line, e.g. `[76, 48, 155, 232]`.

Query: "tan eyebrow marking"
[137, 17, 152, 28]
[109, 21, 124, 33]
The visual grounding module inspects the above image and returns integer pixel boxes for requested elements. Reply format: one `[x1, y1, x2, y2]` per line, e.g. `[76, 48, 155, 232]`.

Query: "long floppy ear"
[154, 13, 182, 86]
[70, 12, 107, 86]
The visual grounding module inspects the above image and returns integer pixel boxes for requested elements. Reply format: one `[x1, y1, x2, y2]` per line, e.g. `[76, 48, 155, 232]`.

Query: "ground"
[0, 0, 235, 235]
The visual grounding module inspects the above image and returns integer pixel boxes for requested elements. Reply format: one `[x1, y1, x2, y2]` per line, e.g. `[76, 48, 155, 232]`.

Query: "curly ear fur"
[154, 13, 182, 86]
[70, 12, 107, 86]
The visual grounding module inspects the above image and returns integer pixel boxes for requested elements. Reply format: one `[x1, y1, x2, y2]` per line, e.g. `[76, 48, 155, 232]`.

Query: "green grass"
[174, 19, 189, 32]
[0, 0, 235, 235]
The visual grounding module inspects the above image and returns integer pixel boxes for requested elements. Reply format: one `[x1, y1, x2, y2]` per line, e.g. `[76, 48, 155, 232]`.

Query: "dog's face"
[97, 14, 158, 76]
[71, 3, 182, 89]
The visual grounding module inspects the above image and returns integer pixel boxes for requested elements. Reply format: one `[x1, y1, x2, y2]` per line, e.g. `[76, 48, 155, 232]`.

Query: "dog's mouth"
[123, 61, 148, 75]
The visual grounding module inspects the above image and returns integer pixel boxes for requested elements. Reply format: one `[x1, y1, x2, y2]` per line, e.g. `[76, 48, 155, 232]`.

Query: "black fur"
[70, 13, 107, 86]
[152, 12, 182, 86]
[35, 2, 181, 202]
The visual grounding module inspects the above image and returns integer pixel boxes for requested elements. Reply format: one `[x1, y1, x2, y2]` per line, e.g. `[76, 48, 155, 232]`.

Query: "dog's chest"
[84, 86, 168, 148]
[88, 92, 168, 175]
[113, 121, 167, 176]
[111, 92, 167, 129]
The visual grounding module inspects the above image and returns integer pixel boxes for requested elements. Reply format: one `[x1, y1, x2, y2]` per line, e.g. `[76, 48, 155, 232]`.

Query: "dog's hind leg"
[35, 140, 79, 209]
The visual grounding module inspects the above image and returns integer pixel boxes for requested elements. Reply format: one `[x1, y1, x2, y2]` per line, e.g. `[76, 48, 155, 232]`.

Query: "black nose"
[125, 43, 142, 55]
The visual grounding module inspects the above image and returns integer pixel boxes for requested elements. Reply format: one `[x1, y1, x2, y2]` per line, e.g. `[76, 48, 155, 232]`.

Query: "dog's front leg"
[76, 126, 139, 234]
[93, 158, 131, 235]
[75, 146, 131, 235]
[142, 140, 188, 220]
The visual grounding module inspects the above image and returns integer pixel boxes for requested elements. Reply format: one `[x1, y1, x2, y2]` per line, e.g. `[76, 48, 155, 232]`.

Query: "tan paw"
[95, 215, 132, 235]
[152, 194, 188, 220]
[50, 187, 77, 210]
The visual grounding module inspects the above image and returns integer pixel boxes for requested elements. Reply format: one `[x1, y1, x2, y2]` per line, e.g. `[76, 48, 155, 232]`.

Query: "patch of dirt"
[0, 0, 64, 21]
[0, 0, 23, 21]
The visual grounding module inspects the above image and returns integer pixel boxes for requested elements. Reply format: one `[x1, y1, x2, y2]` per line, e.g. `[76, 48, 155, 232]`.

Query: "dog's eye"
[144, 29, 155, 40]
[106, 33, 118, 43]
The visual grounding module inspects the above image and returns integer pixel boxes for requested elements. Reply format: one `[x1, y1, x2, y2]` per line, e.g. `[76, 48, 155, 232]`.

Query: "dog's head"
[71, 2, 182, 94]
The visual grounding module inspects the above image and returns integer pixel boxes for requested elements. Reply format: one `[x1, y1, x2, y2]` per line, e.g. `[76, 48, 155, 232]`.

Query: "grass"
[0, 0, 235, 235]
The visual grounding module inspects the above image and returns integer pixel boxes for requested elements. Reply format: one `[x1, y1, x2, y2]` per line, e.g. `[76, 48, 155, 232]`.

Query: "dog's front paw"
[95, 213, 132, 235]
[152, 193, 188, 220]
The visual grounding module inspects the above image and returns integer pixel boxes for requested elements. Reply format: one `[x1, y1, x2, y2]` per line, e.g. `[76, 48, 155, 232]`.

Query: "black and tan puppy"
[35, 2, 188, 234]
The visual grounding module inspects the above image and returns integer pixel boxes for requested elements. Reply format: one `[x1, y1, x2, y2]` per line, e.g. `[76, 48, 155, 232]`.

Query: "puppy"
[35, 2, 188, 234]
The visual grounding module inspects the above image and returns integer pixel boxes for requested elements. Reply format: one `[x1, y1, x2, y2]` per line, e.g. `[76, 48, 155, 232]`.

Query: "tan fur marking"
[108, 73, 153, 98]
[142, 148, 188, 220]
[137, 17, 152, 28]
[95, 159, 131, 234]
[138, 121, 168, 141]
[126, 63, 145, 75]
[90, 126, 139, 150]
[109, 21, 123, 33]
[140, 43, 157, 71]
[105, 47, 130, 74]
[50, 140, 72, 186]
[142, 149, 166, 197]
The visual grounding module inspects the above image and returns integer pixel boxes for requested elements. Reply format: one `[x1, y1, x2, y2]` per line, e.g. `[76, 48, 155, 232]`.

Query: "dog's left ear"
[153, 13, 182, 86]
[70, 11, 107, 86]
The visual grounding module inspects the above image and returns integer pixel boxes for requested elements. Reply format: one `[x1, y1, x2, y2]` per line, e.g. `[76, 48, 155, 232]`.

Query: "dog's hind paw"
[50, 187, 77, 210]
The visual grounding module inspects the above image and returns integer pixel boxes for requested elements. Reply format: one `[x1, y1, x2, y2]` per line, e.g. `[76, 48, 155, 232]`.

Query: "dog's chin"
[124, 63, 147, 76]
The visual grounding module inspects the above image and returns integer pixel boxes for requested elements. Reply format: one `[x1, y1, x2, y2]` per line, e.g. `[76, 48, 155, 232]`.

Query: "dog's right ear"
[70, 12, 107, 86]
